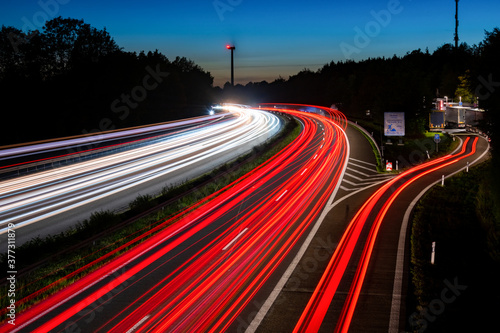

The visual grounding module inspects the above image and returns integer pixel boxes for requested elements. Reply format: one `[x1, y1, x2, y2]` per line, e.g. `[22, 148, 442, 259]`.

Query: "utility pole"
[454, 0, 459, 49]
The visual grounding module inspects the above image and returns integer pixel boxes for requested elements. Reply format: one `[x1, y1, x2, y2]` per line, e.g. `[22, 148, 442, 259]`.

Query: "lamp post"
[226, 45, 235, 86]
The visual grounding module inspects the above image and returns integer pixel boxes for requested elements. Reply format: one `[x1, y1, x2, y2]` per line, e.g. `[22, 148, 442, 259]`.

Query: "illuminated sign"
[384, 112, 405, 136]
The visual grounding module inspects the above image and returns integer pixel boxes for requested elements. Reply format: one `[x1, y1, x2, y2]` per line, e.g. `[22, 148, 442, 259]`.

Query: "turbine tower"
[226, 45, 235, 86]
[454, 0, 459, 48]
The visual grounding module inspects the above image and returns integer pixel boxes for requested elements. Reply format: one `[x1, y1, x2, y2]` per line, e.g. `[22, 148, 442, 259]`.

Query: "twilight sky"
[1, 0, 499, 86]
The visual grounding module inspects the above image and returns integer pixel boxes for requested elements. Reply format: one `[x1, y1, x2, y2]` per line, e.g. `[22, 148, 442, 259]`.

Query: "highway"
[1, 103, 489, 332]
[0, 105, 349, 332]
[0, 113, 227, 165]
[345, 134, 490, 333]
[254, 131, 490, 332]
[292, 136, 480, 332]
[0, 107, 281, 245]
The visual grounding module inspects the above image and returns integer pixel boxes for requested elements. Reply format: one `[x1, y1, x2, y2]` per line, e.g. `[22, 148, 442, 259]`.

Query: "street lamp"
[226, 44, 235, 86]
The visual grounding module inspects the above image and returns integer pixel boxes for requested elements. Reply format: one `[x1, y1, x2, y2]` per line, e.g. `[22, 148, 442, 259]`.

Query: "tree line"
[221, 30, 499, 140]
[0, 17, 215, 145]
[1, 17, 498, 150]
[1, 17, 499, 236]
[220, 28, 500, 221]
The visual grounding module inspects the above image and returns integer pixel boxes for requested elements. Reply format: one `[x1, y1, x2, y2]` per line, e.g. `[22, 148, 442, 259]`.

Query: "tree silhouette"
[455, 71, 475, 104]
[0, 18, 215, 145]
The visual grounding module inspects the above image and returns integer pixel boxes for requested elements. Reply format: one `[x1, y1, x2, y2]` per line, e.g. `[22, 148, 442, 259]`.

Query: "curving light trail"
[0, 107, 280, 235]
[334, 136, 478, 333]
[0, 105, 349, 332]
[0, 114, 225, 160]
[293, 136, 479, 333]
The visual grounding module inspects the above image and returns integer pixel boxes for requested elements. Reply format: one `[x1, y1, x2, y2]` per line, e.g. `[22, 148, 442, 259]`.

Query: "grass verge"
[407, 161, 500, 332]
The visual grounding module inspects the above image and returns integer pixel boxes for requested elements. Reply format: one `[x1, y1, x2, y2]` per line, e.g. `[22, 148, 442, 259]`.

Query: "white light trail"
[0, 107, 281, 234]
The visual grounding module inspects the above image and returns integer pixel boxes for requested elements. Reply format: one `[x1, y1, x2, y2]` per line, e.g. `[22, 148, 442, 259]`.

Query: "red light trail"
[334, 136, 478, 333]
[294, 136, 479, 333]
[1, 105, 349, 332]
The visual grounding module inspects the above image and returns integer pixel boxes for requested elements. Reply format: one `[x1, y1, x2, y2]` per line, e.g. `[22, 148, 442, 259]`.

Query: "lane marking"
[345, 166, 371, 176]
[246, 122, 349, 333]
[328, 177, 394, 211]
[223, 228, 249, 251]
[346, 166, 388, 178]
[127, 315, 151, 333]
[349, 157, 377, 167]
[343, 172, 364, 181]
[340, 185, 356, 192]
[341, 178, 382, 186]
[389, 136, 489, 333]
[348, 161, 380, 172]
[339, 175, 393, 193]
[275, 190, 288, 202]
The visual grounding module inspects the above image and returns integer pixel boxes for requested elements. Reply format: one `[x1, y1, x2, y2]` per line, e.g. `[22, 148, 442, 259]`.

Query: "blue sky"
[1, 0, 499, 86]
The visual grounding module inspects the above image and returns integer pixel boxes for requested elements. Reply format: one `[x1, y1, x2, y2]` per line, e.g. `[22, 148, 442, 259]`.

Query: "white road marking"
[275, 190, 288, 202]
[346, 167, 389, 178]
[246, 123, 349, 333]
[349, 161, 380, 172]
[223, 228, 249, 251]
[349, 157, 377, 167]
[127, 315, 151, 333]
[340, 185, 356, 191]
[341, 178, 381, 186]
[389, 136, 490, 333]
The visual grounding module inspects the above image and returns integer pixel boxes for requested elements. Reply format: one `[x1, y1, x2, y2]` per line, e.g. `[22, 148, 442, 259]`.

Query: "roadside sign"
[384, 112, 405, 136]
[386, 162, 392, 171]
[434, 134, 441, 153]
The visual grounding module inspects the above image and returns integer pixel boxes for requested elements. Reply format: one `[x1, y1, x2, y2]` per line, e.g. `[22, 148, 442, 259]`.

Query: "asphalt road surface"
[1, 103, 489, 332]
[0, 105, 349, 332]
[0, 108, 281, 246]
[253, 133, 489, 333]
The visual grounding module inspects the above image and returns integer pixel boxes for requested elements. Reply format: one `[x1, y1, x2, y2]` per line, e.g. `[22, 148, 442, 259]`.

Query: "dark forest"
[1, 17, 499, 150]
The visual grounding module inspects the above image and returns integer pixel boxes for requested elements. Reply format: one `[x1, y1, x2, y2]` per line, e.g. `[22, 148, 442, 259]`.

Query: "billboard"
[384, 112, 405, 136]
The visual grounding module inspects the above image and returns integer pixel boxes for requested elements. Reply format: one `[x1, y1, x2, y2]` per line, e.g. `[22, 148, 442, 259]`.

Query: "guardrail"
[348, 120, 382, 167]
